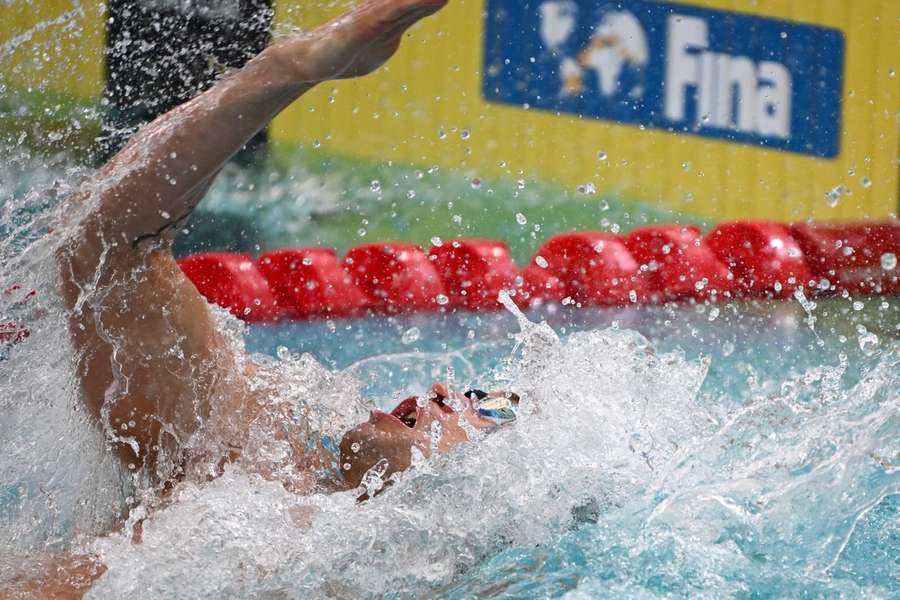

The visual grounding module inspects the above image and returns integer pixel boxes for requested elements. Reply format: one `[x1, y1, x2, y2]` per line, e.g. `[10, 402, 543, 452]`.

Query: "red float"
[178, 252, 281, 322]
[789, 222, 900, 296]
[258, 248, 368, 318]
[516, 265, 566, 308]
[175, 220, 896, 322]
[625, 225, 735, 301]
[429, 239, 519, 310]
[345, 243, 447, 313]
[705, 221, 813, 298]
[525, 232, 645, 306]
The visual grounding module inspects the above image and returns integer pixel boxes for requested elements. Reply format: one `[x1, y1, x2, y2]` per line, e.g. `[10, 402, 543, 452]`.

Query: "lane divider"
[259, 248, 367, 319]
[625, 225, 734, 302]
[172, 220, 898, 322]
[5, 221, 897, 343]
[705, 221, 812, 299]
[429, 239, 519, 311]
[345, 243, 446, 314]
[789, 222, 900, 296]
[177, 252, 280, 322]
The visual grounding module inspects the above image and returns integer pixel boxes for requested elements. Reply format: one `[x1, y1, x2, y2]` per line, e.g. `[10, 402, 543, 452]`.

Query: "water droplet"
[861, 177, 872, 188]
[470, 177, 482, 190]
[370, 180, 381, 193]
[516, 179, 526, 190]
[312, 139, 321, 148]
[438, 129, 447, 140]
[708, 307, 720, 321]
[889, 68, 896, 77]
[401, 327, 421, 344]
[881, 252, 897, 271]
[597, 151, 607, 161]
[825, 185, 844, 207]
[577, 182, 597, 194]
[431, 236, 443, 247]
[435, 294, 449, 306]
[682, 161, 692, 172]
[858, 329, 879, 355]
[628, 289, 638, 303]
[535, 255, 549, 269]
[302, 257, 314, 266]
[357, 228, 367, 237]
[407, 190, 416, 199]
[853, 300, 864, 311]
[160, 210, 171, 219]
[515, 212, 527, 225]
[460, 129, 471, 140]
[452, 214, 463, 224]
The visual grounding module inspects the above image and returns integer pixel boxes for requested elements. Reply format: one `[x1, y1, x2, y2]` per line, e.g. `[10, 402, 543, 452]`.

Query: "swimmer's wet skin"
[0, 1, 504, 597]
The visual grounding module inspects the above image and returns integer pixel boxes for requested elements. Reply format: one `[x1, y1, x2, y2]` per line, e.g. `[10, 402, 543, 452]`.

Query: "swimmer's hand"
[276, 0, 449, 84]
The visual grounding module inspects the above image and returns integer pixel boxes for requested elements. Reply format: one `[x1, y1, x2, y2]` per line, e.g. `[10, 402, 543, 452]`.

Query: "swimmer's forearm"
[81, 0, 449, 254]
[88, 44, 313, 249]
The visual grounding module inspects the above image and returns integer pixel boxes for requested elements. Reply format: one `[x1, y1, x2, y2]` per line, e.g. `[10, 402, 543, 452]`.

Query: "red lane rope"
[5, 220, 897, 343]
[173, 220, 898, 322]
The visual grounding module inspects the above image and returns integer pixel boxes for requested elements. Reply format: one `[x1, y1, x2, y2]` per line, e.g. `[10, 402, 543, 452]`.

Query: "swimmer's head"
[339, 409, 418, 493]
[338, 395, 463, 495]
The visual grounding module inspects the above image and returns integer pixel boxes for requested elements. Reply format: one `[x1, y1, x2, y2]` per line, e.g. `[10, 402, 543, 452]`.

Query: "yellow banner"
[3, 0, 897, 221]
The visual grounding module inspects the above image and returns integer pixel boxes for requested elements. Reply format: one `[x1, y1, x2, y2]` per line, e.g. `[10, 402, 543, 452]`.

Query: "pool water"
[226, 297, 897, 598]
[0, 160, 897, 597]
[3, 277, 898, 597]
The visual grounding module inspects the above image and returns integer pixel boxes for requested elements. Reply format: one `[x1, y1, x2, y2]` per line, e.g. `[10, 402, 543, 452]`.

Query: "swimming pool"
[0, 155, 897, 597]
[59, 297, 898, 597]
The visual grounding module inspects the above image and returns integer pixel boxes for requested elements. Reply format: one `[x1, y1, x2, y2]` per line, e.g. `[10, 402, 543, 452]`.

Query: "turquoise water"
[1, 159, 897, 597]
[239, 299, 899, 597]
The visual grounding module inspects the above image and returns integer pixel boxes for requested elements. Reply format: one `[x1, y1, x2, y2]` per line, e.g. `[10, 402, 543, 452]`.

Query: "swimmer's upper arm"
[58, 184, 243, 471]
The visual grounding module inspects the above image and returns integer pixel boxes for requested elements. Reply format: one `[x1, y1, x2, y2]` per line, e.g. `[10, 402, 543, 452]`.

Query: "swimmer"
[3, 0, 529, 596]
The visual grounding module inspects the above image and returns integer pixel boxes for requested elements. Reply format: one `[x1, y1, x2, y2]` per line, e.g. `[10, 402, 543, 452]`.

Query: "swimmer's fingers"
[305, 0, 449, 81]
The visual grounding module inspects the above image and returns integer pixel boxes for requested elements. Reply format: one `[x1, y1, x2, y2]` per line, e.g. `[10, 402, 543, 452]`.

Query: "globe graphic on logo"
[539, 2, 649, 100]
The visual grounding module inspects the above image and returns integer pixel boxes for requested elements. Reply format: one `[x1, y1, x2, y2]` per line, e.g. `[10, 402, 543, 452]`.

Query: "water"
[0, 152, 898, 597]
[6, 150, 900, 600]
[88, 300, 898, 597]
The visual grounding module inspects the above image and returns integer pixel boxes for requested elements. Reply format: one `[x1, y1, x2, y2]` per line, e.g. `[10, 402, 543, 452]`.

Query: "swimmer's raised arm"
[84, 0, 448, 250]
[57, 0, 449, 481]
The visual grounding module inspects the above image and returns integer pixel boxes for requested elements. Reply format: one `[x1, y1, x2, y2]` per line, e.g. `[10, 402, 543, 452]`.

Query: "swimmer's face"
[339, 398, 469, 492]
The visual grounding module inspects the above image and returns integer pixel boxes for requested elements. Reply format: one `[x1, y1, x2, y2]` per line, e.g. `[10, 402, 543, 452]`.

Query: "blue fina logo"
[484, 0, 846, 158]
